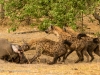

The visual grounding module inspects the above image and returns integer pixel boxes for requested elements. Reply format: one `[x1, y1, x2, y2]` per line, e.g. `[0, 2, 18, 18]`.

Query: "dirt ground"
[0, 25, 100, 75]
[0, 14, 100, 75]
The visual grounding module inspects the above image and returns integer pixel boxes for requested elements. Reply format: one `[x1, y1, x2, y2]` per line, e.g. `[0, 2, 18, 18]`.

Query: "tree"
[0, 0, 5, 19]
[3, 0, 100, 30]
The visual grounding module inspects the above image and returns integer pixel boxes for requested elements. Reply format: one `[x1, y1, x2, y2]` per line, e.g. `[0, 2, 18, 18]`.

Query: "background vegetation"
[0, 0, 100, 31]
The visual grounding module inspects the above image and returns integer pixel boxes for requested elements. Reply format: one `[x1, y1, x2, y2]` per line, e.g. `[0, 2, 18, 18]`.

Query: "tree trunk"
[0, 3, 4, 19]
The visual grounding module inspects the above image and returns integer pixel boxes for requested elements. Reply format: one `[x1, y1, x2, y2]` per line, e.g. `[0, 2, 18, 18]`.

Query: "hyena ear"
[63, 26, 67, 32]
[50, 25, 54, 30]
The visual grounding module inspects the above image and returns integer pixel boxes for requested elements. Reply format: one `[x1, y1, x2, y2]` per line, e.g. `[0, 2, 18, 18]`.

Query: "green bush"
[3, 0, 100, 30]
[38, 19, 52, 31]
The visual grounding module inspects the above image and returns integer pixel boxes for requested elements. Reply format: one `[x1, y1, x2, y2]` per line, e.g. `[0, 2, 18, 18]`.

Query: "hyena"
[22, 38, 70, 64]
[77, 33, 100, 62]
[83, 37, 100, 62]
[93, 6, 100, 25]
[45, 25, 90, 63]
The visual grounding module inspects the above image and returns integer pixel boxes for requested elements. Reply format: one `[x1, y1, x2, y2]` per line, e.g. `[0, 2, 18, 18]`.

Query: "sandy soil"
[0, 14, 100, 75]
[0, 25, 100, 75]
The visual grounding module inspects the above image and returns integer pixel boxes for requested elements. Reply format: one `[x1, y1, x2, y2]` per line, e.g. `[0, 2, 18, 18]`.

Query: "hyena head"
[45, 25, 64, 36]
[95, 6, 100, 15]
[21, 43, 30, 51]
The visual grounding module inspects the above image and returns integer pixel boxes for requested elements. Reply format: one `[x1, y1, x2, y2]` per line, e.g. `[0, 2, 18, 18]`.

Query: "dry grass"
[0, 61, 100, 75]
[0, 24, 100, 75]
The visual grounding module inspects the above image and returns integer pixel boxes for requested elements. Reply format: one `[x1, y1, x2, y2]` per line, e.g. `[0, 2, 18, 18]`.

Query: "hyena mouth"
[45, 30, 49, 33]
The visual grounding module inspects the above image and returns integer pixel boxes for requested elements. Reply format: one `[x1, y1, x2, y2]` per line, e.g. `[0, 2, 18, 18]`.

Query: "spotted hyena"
[22, 38, 69, 64]
[45, 25, 90, 63]
[93, 6, 100, 25]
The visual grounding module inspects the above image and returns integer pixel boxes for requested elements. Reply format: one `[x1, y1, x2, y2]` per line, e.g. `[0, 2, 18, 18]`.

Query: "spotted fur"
[22, 38, 68, 64]
[45, 25, 90, 63]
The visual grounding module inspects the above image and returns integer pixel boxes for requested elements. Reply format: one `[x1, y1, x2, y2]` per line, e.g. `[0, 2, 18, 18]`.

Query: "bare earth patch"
[0, 25, 100, 75]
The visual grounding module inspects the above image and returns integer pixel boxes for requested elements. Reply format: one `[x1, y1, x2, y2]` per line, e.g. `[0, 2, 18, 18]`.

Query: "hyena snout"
[45, 30, 49, 33]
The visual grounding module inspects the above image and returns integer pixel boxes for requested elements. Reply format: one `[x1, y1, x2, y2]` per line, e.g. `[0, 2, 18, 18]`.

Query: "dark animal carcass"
[0, 38, 27, 64]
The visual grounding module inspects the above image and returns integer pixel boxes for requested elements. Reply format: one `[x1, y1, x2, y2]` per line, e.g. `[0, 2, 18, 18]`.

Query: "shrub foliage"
[0, 0, 100, 30]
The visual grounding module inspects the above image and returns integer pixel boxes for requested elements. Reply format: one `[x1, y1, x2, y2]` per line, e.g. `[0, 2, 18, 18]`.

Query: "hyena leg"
[57, 55, 65, 62]
[48, 53, 59, 65]
[58, 57, 61, 61]
[75, 50, 84, 63]
[83, 50, 89, 62]
[30, 51, 42, 63]
[97, 21, 100, 25]
[57, 53, 67, 63]
[65, 50, 74, 60]
[61, 55, 66, 62]
[87, 49, 94, 62]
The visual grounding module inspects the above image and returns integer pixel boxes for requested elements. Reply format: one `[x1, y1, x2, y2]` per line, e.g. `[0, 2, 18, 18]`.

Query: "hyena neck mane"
[23, 39, 41, 51]
[63, 40, 72, 46]
[28, 38, 55, 47]
[28, 39, 38, 46]
[53, 26, 71, 42]
[27, 38, 45, 47]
